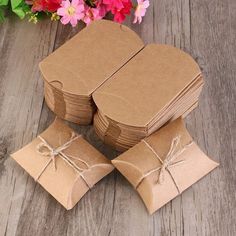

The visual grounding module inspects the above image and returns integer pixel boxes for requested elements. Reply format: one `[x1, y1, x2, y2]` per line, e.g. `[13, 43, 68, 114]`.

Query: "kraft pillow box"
[11, 118, 114, 210]
[40, 20, 203, 150]
[93, 44, 203, 151]
[11, 21, 219, 214]
[39, 20, 144, 125]
[112, 118, 219, 214]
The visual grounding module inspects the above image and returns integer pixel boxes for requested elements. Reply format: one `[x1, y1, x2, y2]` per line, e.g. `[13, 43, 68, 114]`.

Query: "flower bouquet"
[0, 0, 149, 26]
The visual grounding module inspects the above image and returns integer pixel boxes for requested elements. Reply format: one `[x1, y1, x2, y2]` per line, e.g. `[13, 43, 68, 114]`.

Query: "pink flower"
[103, 0, 132, 23]
[95, 0, 109, 18]
[133, 0, 149, 24]
[57, 0, 85, 27]
[103, 0, 124, 11]
[111, 0, 132, 23]
[83, 6, 101, 25]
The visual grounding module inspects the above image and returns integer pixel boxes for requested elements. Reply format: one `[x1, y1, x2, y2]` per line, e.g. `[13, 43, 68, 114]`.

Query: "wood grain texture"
[0, 0, 235, 235]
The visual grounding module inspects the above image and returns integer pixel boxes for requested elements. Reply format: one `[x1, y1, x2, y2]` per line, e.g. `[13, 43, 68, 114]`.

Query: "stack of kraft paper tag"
[39, 20, 203, 151]
[39, 20, 144, 125]
[93, 44, 203, 151]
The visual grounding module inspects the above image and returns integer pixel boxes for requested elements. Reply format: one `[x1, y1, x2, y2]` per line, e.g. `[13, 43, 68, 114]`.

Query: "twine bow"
[136, 136, 193, 193]
[35, 132, 95, 188]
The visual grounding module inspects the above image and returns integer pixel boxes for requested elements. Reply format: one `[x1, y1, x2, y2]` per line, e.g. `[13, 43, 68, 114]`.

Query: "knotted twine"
[35, 132, 110, 189]
[136, 136, 193, 193]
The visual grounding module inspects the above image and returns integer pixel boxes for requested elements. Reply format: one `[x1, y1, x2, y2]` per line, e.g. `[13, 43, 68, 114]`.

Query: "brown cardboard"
[39, 20, 204, 150]
[11, 118, 114, 210]
[112, 118, 219, 214]
[40, 20, 144, 96]
[93, 44, 203, 150]
[39, 20, 144, 125]
[93, 45, 201, 127]
[93, 83, 202, 151]
[44, 87, 94, 125]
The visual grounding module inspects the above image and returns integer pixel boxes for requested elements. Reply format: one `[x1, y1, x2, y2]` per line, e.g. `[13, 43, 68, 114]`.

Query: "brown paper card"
[39, 20, 144, 96]
[93, 44, 201, 127]
[11, 118, 114, 210]
[93, 44, 203, 150]
[112, 118, 219, 214]
[39, 20, 144, 125]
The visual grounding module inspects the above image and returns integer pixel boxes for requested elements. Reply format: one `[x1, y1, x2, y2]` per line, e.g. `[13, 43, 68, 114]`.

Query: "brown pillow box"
[112, 118, 219, 214]
[93, 44, 203, 151]
[39, 20, 144, 125]
[11, 118, 114, 210]
[40, 20, 203, 150]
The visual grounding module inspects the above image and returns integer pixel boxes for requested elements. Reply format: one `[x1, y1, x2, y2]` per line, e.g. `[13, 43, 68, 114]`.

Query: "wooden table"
[0, 1, 235, 235]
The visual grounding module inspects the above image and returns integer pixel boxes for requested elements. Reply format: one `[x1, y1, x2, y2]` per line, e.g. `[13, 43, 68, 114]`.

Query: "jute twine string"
[136, 136, 193, 193]
[35, 132, 110, 189]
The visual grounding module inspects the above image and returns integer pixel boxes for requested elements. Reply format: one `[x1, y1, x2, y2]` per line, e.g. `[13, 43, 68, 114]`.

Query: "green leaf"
[11, 0, 22, 8]
[11, 0, 30, 19]
[0, 7, 5, 22]
[0, 0, 9, 22]
[0, 0, 9, 6]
